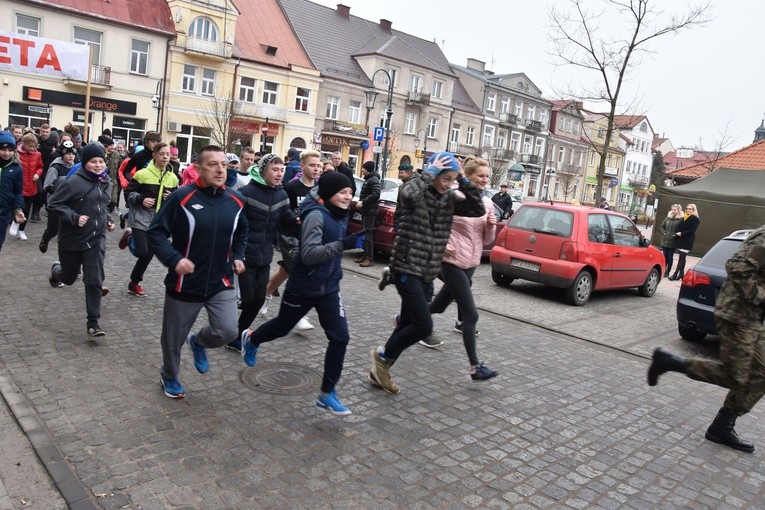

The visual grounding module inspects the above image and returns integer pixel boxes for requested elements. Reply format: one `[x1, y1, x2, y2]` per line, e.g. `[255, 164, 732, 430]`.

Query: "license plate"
[510, 258, 540, 272]
[352, 212, 362, 221]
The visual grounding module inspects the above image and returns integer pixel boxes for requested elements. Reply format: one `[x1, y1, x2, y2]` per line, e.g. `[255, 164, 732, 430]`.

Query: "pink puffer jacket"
[442, 195, 496, 269]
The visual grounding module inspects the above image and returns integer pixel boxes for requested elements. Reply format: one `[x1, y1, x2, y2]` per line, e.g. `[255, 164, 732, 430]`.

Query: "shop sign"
[23, 86, 136, 115]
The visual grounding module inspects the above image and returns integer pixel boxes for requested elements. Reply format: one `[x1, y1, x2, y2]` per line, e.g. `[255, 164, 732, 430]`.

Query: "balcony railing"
[406, 91, 431, 105]
[492, 148, 516, 161]
[233, 101, 289, 122]
[556, 162, 582, 175]
[521, 154, 540, 165]
[185, 37, 231, 58]
[525, 120, 543, 132]
[499, 113, 517, 126]
[322, 120, 368, 137]
[91, 64, 111, 86]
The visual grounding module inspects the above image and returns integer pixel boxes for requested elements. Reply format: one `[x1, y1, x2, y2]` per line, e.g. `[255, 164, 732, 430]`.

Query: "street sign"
[372, 146, 382, 154]
[360, 140, 369, 150]
[373, 127, 384, 142]
[28, 106, 51, 114]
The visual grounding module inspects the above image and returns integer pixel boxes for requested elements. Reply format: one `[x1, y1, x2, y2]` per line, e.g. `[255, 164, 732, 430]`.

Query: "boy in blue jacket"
[0, 130, 25, 254]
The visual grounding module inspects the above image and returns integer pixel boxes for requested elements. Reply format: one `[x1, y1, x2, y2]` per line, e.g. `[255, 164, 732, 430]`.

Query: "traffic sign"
[360, 140, 370, 150]
[373, 127, 384, 142]
[372, 146, 382, 154]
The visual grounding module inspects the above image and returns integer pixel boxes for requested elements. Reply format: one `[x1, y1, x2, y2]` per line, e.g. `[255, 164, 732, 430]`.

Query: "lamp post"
[151, 79, 163, 133]
[413, 128, 427, 168]
[365, 69, 394, 179]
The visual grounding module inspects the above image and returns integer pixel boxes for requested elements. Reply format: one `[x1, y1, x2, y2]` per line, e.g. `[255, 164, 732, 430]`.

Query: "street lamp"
[365, 69, 394, 179]
[413, 128, 427, 168]
[151, 79, 163, 133]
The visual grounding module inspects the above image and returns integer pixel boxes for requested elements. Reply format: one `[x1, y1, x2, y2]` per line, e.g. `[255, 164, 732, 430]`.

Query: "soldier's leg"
[722, 327, 765, 414]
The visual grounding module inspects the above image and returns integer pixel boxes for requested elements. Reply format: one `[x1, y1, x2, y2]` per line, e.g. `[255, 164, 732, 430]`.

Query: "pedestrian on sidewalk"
[47, 143, 115, 337]
[668, 203, 700, 280]
[648, 224, 765, 453]
[123, 143, 179, 297]
[148, 146, 247, 399]
[368, 152, 486, 395]
[241, 172, 366, 415]
[424, 156, 498, 380]
[354, 160, 380, 267]
[0, 131, 25, 254]
[658, 204, 682, 278]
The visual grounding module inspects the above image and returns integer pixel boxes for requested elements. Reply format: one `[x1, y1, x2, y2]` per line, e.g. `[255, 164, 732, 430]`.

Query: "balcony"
[322, 120, 368, 138]
[63, 64, 111, 89]
[499, 113, 517, 126]
[450, 143, 479, 157]
[233, 101, 289, 123]
[628, 175, 649, 188]
[406, 91, 431, 106]
[556, 163, 582, 175]
[525, 120, 543, 132]
[492, 148, 516, 161]
[604, 166, 619, 176]
[520, 154, 540, 165]
[184, 37, 232, 59]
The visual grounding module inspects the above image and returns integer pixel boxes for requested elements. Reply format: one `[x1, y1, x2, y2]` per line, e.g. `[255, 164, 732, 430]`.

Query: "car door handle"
[614, 253, 621, 257]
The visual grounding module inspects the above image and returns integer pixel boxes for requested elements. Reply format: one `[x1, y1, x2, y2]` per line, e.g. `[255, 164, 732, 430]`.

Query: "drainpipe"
[229, 58, 241, 151]
[160, 37, 171, 138]
[446, 106, 455, 153]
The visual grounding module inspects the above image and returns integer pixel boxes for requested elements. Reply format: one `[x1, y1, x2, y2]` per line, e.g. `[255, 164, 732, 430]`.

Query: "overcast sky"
[312, 0, 763, 152]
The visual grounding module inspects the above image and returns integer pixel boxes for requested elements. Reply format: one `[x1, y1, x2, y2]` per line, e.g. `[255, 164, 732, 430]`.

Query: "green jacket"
[126, 161, 179, 231]
[658, 215, 682, 248]
[714, 225, 765, 329]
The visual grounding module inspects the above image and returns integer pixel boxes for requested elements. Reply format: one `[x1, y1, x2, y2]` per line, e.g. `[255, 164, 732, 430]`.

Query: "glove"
[341, 229, 370, 250]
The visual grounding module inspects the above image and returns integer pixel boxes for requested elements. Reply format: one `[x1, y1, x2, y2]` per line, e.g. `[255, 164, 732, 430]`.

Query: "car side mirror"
[640, 236, 649, 247]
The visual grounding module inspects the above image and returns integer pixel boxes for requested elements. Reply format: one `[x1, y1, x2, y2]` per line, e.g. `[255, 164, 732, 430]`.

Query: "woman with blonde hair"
[658, 204, 683, 278]
[669, 203, 700, 280]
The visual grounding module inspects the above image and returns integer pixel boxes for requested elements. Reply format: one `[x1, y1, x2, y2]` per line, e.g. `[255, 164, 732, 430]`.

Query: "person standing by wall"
[354, 160, 380, 267]
[648, 224, 765, 453]
[668, 204, 700, 280]
[147, 145, 247, 399]
[658, 204, 683, 278]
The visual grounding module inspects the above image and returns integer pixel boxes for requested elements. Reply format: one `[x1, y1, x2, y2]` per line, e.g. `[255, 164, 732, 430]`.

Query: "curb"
[0, 374, 97, 510]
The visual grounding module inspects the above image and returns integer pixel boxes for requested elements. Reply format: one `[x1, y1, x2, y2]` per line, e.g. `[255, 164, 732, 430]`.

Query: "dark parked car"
[676, 229, 755, 342]
[347, 187, 507, 256]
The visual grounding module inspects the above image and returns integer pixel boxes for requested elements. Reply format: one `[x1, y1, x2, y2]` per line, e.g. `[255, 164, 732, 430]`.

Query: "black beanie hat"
[80, 143, 105, 168]
[318, 172, 351, 202]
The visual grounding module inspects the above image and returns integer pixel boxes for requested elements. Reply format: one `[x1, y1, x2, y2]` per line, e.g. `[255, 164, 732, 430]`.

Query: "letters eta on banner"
[0, 30, 89, 81]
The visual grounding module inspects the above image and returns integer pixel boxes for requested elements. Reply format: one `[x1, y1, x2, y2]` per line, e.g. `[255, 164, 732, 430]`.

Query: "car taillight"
[496, 228, 508, 248]
[560, 241, 578, 261]
[379, 208, 395, 225]
[681, 269, 711, 287]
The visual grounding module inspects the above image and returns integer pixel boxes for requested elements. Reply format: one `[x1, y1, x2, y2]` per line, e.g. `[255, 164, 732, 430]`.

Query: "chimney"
[336, 4, 350, 19]
[466, 58, 485, 72]
[380, 19, 392, 33]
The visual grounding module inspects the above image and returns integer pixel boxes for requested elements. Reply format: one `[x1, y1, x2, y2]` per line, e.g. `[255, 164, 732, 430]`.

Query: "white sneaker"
[259, 295, 272, 315]
[294, 317, 314, 331]
[9, 222, 19, 236]
[18, 231, 27, 241]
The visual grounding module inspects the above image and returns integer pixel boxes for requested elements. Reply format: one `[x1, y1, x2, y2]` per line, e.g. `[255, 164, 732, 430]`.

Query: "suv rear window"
[700, 238, 743, 269]
[508, 206, 573, 237]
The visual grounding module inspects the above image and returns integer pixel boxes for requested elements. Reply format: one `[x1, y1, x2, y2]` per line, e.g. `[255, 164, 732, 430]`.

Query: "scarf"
[683, 213, 691, 221]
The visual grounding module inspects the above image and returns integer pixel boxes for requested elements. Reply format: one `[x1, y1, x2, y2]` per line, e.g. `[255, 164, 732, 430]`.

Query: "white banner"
[0, 30, 89, 80]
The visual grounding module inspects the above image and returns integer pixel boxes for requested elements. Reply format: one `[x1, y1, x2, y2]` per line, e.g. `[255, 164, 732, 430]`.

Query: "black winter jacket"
[675, 214, 700, 251]
[47, 168, 112, 250]
[358, 171, 381, 215]
[238, 180, 296, 267]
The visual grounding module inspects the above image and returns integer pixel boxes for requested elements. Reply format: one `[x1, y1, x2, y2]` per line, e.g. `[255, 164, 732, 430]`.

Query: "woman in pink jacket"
[427, 155, 498, 381]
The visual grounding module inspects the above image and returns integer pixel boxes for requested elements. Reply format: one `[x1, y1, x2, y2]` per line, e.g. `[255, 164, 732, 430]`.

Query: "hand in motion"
[175, 258, 195, 276]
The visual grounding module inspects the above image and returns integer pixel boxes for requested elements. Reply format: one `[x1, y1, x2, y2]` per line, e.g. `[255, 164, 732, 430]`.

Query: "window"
[348, 100, 361, 123]
[510, 132, 521, 151]
[295, 87, 310, 112]
[501, 98, 510, 114]
[201, 68, 216, 96]
[189, 17, 217, 41]
[182, 65, 197, 93]
[384, 68, 397, 87]
[608, 215, 641, 247]
[482, 125, 495, 147]
[539, 109, 548, 127]
[432, 80, 443, 99]
[130, 40, 150, 75]
[451, 124, 461, 144]
[597, 128, 605, 138]
[409, 74, 421, 93]
[262, 81, 278, 105]
[535, 138, 544, 156]
[527, 105, 536, 121]
[427, 118, 437, 139]
[73, 26, 102, 64]
[326, 96, 340, 120]
[239, 77, 256, 102]
[466, 127, 475, 146]
[640, 121, 648, 133]
[523, 135, 532, 154]
[497, 130, 506, 149]
[588, 214, 612, 243]
[514, 102, 523, 117]
[589, 152, 595, 165]
[404, 112, 416, 134]
[487, 93, 496, 112]
[558, 147, 565, 163]
[573, 121, 581, 136]
[15, 14, 40, 37]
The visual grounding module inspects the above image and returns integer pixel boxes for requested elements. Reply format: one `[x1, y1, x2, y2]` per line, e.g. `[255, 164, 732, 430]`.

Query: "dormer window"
[189, 17, 218, 41]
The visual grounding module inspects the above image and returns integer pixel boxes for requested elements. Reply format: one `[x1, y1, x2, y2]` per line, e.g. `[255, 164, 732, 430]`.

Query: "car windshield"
[508, 206, 573, 237]
[379, 187, 398, 203]
[699, 238, 744, 269]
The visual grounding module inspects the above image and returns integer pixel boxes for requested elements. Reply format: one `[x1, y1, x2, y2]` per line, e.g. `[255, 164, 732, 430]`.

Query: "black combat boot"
[705, 407, 755, 453]
[647, 347, 688, 386]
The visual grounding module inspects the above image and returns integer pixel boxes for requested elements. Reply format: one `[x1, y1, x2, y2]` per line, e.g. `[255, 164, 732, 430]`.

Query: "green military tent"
[652, 168, 765, 256]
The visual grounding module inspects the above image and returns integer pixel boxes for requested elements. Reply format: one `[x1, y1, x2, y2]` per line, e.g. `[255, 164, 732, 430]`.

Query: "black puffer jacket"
[675, 214, 700, 251]
[390, 172, 485, 282]
[358, 171, 381, 215]
[239, 180, 296, 267]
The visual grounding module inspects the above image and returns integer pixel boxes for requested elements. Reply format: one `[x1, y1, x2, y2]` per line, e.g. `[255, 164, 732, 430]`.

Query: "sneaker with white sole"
[9, 222, 19, 236]
[225, 339, 242, 352]
[454, 321, 479, 336]
[315, 391, 352, 416]
[187, 332, 208, 374]
[369, 347, 400, 394]
[160, 375, 185, 399]
[258, 295, 271, 316]
[418, 335, 443, 348]
[294, 317, 314, 331]
[18, 231, 27, 241]
[378, 266, 391, 291]
[241, 330, 259, 367]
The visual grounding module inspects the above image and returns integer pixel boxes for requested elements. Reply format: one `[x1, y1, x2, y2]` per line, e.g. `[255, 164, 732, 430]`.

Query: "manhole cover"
[239, 362, 322, 395]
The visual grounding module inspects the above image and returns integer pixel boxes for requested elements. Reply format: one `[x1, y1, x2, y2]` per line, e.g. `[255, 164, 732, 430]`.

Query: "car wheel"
[678, 323, 707, 342]
[565, 270, 593, 306]
[492, 270, 513, 287]
[638, 267, 660, 297]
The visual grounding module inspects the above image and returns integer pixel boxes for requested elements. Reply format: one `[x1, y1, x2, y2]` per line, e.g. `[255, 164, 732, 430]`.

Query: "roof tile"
[27, 0, 174, 35]
[666, 139, 765, 177]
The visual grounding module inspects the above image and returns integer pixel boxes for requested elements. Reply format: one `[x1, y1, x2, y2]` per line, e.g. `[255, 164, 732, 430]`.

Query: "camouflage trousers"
[686, 317, 765, 415]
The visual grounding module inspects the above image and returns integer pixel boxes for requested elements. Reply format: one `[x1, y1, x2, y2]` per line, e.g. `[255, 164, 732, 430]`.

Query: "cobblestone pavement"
[1, 219, 764, 509]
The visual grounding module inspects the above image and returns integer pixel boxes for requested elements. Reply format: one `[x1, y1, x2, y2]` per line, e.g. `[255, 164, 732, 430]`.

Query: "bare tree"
[554, 170, 579, 202]
[196, 94, 236, 152]
[480, 147, 513, 188]
[548, 0, 711, 201]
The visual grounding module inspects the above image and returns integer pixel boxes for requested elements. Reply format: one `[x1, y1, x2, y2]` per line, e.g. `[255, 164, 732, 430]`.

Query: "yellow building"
[581, 113, 625, 207]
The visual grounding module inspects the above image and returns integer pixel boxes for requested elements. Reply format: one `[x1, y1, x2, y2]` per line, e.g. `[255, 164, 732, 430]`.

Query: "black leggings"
[675, 250, 688, 277]
[18, 196, 35, 231]
[430, 263, 480, 366]
[129, 229, 154, 283]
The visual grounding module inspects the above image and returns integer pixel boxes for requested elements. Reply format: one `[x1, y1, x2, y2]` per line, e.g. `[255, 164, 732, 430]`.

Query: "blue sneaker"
[225, 338, 242, 352]
[187, 332, 208, 374]
[241, 330, 258, 367]
[160, 375, 185, 399]
[316, 391, 352, 416]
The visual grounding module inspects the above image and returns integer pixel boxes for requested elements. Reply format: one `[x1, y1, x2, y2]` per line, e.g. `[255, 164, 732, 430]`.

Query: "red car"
[348, 187, 507, 257]
[489, 202, 664, 305]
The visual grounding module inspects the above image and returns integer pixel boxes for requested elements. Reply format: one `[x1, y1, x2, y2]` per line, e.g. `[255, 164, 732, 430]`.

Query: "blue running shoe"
[470, 363, 498, 381]
[241, 330, 259, 367]
[160, 375, 185, 399]
[187, 332, 208, 374]
[316, 391, 352, 416]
